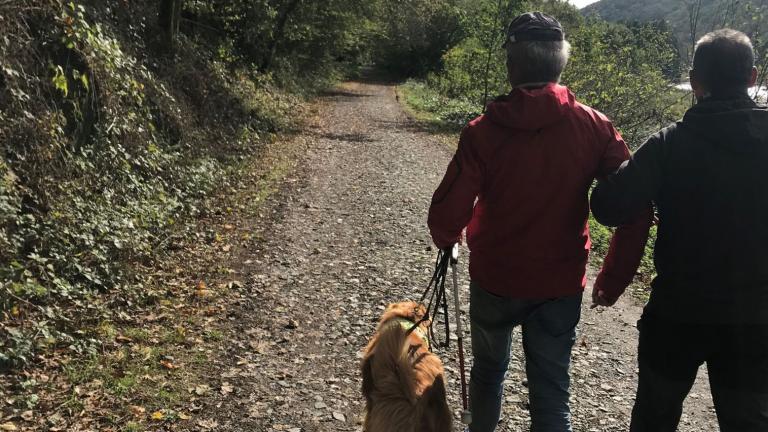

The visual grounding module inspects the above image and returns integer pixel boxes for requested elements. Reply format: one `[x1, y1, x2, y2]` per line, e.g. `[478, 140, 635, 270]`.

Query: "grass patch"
[64, 355, 102, 385]
[161, 326, 187, 345]
[62, 342, 172, 400]
[203, 329, 224, 342]
[122, 422, 142, 432]
[192, 351, 209, 365]
[398, 80, 480, 135]
[122, 327, 150, 343]
[155, 387, 182, 405]
[112, 374, 139, 397]
[250, 155, 296, 211]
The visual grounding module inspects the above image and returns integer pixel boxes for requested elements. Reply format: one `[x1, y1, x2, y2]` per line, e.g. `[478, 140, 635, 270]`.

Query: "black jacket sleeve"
[591, 129, 669, 227]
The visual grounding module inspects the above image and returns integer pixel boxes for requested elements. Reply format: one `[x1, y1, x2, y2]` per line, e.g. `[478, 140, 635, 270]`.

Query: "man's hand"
[590, 288, 618, 309]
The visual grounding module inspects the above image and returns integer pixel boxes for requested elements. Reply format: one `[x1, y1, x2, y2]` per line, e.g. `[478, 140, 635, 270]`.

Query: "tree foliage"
[587, 0, 768, 95]
[405, 0, 687, 147]
[367, 0, 465, 77]
[564, 19, 685, 146]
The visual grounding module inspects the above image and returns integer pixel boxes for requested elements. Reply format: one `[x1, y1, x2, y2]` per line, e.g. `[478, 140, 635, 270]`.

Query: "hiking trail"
[181, 81, 718, 432]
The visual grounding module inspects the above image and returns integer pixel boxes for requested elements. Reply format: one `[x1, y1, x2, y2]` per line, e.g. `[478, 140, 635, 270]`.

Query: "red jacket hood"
[485, 83, 575, 130]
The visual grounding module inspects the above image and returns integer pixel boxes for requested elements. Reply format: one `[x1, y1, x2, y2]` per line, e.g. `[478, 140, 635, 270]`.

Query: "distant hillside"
[583, 0, 767, 55]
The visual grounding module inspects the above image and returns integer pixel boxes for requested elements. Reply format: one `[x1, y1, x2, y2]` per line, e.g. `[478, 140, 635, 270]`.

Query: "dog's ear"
[361, 354, 375, 408]
[413, 303, 427, 321]
[418, 375, 453, 432]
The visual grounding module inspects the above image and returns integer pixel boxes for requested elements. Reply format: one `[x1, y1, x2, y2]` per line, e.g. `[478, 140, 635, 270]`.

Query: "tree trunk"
[260, 0, 302, 72]
[159, 0, 183, 51]
[482, 0, 505, 111]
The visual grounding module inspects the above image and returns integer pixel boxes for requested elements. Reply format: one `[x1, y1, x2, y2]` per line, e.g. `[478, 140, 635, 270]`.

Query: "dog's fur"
[361, 302, 453, 432]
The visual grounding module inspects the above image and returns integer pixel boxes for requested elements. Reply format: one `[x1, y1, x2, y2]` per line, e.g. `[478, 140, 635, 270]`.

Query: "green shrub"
[400, 80, 481, 130]
[0, 1, 299, 369]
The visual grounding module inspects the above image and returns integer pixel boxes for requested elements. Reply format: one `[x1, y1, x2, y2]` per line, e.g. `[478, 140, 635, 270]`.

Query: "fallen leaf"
[332, 412, 346, 422]
[194, 384, 210, 396]
[197, 419, 219, 429]
[20, 411, 33, 421]
[250, 340, 269, 354]
[115, 335, 133, 344]
[178, 413, 191, 420]
[160, 360, 179, 370]
[195, 279, 211, 297]
[129, 405, 146, 417]
[0, 422, 18, 431]
[220, 383, 234, 395]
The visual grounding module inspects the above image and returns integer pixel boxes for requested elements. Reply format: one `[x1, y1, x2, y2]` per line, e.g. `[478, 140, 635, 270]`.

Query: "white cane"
[450, 244, 472, 425]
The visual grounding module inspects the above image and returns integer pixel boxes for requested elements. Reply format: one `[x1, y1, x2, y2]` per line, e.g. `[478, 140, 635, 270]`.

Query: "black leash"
[415, 245, 473, 424]
[417, 247, 455, 350]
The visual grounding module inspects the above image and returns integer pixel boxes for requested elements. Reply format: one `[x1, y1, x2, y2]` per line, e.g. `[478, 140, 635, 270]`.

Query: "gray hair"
[506, 40, 571, 86]
[693, 29, 755, 94]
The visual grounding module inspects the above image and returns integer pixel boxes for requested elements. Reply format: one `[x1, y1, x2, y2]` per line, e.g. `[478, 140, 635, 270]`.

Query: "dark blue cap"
[503, 12, 564, 46]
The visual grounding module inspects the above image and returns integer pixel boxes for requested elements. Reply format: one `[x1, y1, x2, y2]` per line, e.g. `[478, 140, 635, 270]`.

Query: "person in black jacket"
[591, 29, 768, 432]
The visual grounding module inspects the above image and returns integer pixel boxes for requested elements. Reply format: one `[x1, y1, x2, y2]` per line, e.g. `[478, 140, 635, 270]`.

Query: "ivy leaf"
[80, 72, 90, 91]
[51, 65, 68, 97]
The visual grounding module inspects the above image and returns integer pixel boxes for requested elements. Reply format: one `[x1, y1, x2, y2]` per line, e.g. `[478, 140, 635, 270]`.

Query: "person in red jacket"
[428, 12, 652, 432]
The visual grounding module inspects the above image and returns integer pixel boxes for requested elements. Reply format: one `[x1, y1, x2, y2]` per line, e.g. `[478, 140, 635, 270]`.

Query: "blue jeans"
[469, 283, 582, 432]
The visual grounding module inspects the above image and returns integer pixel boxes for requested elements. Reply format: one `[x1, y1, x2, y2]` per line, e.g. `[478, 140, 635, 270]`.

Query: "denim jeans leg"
[469, 285, 514, 432]
[522, 294, 582, 432]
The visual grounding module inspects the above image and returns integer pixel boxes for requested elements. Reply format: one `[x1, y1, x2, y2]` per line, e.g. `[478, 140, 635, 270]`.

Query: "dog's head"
[378, 301, 427, 327]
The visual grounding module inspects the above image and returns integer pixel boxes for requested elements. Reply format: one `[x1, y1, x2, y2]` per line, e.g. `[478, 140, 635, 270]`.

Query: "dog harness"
[392, 317, 430, 347]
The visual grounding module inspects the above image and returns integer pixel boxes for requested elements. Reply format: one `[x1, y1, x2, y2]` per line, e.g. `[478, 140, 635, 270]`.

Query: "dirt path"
[185, 82, 719, 432]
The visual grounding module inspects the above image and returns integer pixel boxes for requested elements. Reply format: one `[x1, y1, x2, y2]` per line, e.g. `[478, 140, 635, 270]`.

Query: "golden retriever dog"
[361, 301, 453, 432]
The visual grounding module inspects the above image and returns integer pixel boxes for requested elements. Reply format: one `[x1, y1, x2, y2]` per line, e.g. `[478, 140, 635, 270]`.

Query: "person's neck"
[513, 81, 554, 90]
[697, 87, 750, 103]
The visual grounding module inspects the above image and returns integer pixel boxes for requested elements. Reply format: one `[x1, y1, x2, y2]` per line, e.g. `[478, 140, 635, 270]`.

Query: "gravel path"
[189, 81, 719, 431]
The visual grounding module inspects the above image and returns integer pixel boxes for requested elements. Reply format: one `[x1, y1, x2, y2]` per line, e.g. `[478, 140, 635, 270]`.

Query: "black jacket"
[591, 94, 768, 324]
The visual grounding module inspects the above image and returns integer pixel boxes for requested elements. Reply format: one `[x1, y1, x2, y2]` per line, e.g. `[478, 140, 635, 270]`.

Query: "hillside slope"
[584, 0, 767, 51]
[1, 0, 310, 370]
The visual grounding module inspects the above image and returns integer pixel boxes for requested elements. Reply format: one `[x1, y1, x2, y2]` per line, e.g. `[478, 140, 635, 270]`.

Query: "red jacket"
[428, 84, 652, 300]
